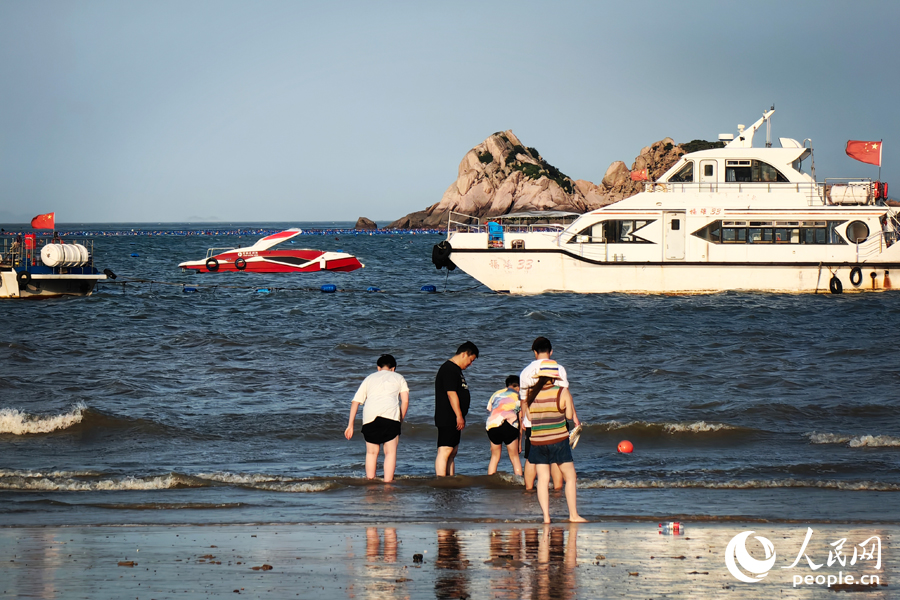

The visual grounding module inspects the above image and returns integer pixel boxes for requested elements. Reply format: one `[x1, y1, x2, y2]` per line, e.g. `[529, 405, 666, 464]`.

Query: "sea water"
[2, 222, 900, 526]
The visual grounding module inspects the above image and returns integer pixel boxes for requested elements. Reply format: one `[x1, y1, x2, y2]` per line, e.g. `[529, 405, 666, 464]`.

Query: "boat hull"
[0, 270, 105, 299]
[447, 247, 900, 294]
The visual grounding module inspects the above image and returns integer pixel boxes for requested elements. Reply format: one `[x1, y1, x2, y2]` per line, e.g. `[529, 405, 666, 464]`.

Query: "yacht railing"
[0, 236, 96, 270]
[644, 180, 827, 205]
[643, 178, 886, 207]
[447, 211, 574, 234]
[447, 211, 482, 233]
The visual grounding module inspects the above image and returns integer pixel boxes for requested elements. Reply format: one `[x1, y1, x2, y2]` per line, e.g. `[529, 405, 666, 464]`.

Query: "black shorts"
[436, 426, 462, 448]
[523, 427, 532, 460]
[487, 421, 519, 446]
[361, 417, 401, 445]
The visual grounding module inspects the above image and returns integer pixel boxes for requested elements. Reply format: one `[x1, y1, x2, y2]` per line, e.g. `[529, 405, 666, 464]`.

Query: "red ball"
[617, 440, 634, 453]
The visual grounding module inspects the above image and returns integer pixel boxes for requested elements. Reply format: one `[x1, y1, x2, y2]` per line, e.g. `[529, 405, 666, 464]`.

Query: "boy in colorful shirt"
[486, 375, 523, 476]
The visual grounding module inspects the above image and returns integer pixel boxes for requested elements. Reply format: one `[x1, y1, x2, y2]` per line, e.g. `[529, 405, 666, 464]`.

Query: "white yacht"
[432, 108, 899, 294]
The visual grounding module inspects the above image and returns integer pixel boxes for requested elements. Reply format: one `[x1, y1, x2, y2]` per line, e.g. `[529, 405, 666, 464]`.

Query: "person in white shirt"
[345, 354, 410, 482]
[519, 337, 579, 490]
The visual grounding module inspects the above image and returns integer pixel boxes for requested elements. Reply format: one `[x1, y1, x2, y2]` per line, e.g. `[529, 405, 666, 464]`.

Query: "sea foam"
[806, 432, 900, 447]
[598, 420, 738, 434]
[0, 403, 86, 435]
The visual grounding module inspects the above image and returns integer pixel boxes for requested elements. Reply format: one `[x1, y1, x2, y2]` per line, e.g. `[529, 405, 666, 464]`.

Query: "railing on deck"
[642, 178, 886, 207]
[447, 211, 576, 234]
[0, 237, 95, 270]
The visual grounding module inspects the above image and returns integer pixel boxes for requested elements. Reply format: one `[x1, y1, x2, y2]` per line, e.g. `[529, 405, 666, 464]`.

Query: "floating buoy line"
[97, 278, 484, 294]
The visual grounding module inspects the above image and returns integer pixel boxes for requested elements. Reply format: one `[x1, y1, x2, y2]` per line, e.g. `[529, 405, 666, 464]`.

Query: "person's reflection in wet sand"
[435, 529, 470, 600]
[486, 528, 525, 599]
[532, 524, 579, 600]
[364, 527, 405, 600]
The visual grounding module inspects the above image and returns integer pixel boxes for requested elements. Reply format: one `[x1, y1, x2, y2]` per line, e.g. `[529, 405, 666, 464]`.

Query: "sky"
[1, 0, 898, 224]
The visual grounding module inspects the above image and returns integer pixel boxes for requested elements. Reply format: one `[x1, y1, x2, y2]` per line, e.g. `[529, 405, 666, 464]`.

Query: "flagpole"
[879, 139, 882, 181]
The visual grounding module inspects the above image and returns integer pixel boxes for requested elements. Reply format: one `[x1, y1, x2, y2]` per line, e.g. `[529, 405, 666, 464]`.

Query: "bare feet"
[568, 515, 588, 523]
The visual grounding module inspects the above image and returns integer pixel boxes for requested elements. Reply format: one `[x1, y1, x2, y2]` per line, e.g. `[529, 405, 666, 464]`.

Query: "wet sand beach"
[1, 521, 895, 599]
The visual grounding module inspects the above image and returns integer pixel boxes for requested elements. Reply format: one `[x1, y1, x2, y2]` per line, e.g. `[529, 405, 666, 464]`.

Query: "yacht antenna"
[765, 104, 774, 148]
[803, 139, 816, 182]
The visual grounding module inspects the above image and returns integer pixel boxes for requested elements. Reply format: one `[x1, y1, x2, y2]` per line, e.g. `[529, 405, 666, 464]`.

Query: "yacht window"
[704, 164, 714, 177]
[846, 221, 869, 243]
[568, 220, 655, 244]
[567, 222, 604, 244]
[828, 222, 846, 244]
[669, 162, 694, 183]
[725, 159, 788, 183]
[693, 222, 721, 243]
[757, 161, 788, 182]
[511, 239, 525, 249]
[693, 220, 847, 245]
[671, 219, 681, 231]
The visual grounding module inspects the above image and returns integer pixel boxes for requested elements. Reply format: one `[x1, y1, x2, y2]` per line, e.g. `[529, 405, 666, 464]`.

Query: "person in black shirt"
[434, 341, 479, 476]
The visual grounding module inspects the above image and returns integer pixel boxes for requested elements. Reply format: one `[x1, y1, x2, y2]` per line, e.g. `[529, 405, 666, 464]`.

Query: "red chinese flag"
[845, 140, 882, 167]
[30, 212, 55, 229]
[630, 168, 649, 182]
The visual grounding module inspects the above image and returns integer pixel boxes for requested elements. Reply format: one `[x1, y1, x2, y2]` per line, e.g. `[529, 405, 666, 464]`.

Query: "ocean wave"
[0, 469, 337, 493]
[0, 403, 86, 435]
[0, 473, 201, 492]
[578, 478, 900, 492]
[806, 432, 900, 447]
[0, 468, 101, 479]
[593, 420, 742, 435]
[195, 471, 335, 492]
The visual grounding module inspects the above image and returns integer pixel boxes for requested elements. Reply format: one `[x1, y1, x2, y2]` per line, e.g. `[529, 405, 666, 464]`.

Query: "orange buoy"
[618, 440, 634, 453]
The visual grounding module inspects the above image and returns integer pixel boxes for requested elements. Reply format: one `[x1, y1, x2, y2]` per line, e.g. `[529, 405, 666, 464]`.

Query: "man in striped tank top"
[523, 360, 587, 523]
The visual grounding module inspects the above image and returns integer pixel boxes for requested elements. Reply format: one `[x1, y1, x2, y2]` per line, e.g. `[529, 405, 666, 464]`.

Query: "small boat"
[0, 234, 107, 299]
[178, 228, 364, 273]
[433, 108, 900, 294]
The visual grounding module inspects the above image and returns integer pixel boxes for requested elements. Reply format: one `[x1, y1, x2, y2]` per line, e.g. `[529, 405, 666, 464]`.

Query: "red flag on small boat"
[630, 168, 649, 182]
[30, 212, 55, 229]
[845, 140, 882, 166]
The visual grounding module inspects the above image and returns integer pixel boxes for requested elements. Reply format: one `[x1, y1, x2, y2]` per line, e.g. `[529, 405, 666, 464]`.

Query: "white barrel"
[829, 182, 871, 205]
[41, 243, 90, 267]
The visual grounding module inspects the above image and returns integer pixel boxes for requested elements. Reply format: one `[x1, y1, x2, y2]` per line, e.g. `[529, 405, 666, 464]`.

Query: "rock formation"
[386, 131, 687, 229]
[354, 217, 377, 230]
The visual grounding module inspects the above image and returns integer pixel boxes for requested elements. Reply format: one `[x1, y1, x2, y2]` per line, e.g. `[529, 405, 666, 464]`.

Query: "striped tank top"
[529, 385, 568, 446]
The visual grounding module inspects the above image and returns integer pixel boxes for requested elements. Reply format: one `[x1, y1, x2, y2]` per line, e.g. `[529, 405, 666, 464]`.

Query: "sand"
[0, 521, 895, 599]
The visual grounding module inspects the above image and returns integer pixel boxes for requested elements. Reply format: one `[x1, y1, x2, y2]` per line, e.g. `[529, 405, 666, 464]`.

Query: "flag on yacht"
[30, 212, 55, 229]
[630, 168, 649, 181]
[845, 140, 882, 166]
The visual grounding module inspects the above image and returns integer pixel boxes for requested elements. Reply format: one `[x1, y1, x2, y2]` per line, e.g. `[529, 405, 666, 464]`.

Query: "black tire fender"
[431, 241, 453, 269]
[206, 257, 219, 272]
[234, 257, 247, 270]
[16, 271, 31, 285]
[849, 266, 862, 286]
[829, 275, 843, 294]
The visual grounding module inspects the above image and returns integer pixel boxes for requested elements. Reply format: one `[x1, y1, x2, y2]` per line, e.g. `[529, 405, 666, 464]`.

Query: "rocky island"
[387, 131, 719, 229]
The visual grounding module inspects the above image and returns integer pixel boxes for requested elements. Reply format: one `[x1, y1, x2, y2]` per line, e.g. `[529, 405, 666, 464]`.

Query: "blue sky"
[1, 1, 897, 224]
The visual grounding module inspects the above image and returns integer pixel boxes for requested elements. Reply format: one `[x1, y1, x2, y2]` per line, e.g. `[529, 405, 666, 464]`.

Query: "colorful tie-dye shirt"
[485, 387, 520, 430]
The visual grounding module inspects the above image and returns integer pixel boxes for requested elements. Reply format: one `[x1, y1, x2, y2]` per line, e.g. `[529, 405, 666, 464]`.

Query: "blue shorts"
[528, 439, 573, 465]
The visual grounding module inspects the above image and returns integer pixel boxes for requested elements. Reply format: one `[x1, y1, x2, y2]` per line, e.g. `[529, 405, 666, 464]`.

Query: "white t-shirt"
[519, 359, 569, 428]
[352, 370, 409, 424]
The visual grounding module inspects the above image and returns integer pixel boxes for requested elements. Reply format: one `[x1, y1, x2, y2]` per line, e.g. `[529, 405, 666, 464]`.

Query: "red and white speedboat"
[178, 229, 363, 273]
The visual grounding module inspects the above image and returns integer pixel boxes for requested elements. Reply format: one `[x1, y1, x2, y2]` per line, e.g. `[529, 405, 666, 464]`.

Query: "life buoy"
[206, 257, 219, 272]
[16, 271, 31, 285]
[849, 267, 862, 286]
[829, 275, 843, 294]
[234, 257, 247, 270]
